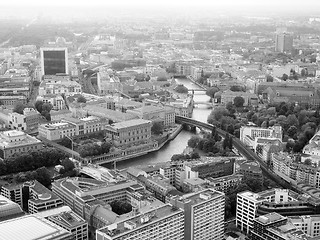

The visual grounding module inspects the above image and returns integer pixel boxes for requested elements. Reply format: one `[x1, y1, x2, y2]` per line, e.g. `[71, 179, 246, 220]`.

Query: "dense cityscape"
[2, 0, 320, 240]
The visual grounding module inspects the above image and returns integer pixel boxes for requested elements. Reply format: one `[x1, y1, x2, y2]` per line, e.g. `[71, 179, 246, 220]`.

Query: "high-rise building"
[171, 189, 225, 240]
[275, 30, 293, 53]
[41, 47, 68, 76]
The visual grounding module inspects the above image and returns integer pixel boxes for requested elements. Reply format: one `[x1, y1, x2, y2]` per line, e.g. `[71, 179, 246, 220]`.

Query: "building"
[96, 204, 185, 240]
[236, 189, 300, 234]
[290, 215, 320, 237]
[0, 215, 72, 240]
[38, 116, 109, 141]
[9, 108, 41, 133]
[238, 161, 263, 182]
[171, 189, 225, 240]
[41, 47, 68, 76]
[275, 31, 294, 53]
[0, 95, 27, 106]
[24, 180, 64, 214]
[220, 90, 259, 107]
[126, 167, 178, 202]
[0, 130, 43, 159]
[97, 70, 123, 94]
[37, 94, 66, 111]
[0, 195, 24, 221]
[47, 211, 88, 240]
[272, 152, 320, 188]
[39, 76, 81, 97]
[206, 174, 243, 193]
[105, 119, 152, 147]
[240, 125, 283, 150]
[0, 183, 23, 206]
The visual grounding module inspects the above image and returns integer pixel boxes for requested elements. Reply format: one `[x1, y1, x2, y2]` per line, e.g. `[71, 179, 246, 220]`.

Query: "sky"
[2, 0, 320, 7]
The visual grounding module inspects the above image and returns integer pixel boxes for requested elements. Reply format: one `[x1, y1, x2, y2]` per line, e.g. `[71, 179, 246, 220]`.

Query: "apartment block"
[9, 108, 41, 133]
[171, 189, 225, 240]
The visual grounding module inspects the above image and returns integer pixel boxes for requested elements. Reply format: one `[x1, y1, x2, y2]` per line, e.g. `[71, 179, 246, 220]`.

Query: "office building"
[275, 31, 294, 53]
[96, 204, 184, 240]
[0, 130, 43, 159]
[47, 211, 88, 240]
[206, 174, 243, 193]
[171, 189, 225, 240]
[0, 215, 72, 240]
[24, 180, 63, 214]
[41, 47, 68, 76]
[0, 183, 23, 206]
[249, 212, 319, 240]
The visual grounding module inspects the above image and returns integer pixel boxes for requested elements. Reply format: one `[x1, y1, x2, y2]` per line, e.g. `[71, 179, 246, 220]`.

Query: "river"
[115, 78, 212, 169]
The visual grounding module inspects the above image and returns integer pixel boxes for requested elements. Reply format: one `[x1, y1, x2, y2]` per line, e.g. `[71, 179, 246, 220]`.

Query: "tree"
[188, 136, 201, 148]
[206, 87, 219, 98]
[151, 122, 164, 135]
[42, 103, 52, 112]
[223, 134, 230, 150]
[110, 200, 132, 215]
[35, 100, 44, 113]
[174, 84, 188, 94]
[41, 111, 51, 121]
[34, 167, 52, 188]
[266, 75, 274, 82]
[282, 73, 288, 81]
[230, 85, 245, 92]
[233, 96, 245, 108]
[61, 158, 75, 172]
[157, 76, 167, 81]
[13, 102, 27, 114]
[77, 95, 87, 103]
[207, 107, 229, 124]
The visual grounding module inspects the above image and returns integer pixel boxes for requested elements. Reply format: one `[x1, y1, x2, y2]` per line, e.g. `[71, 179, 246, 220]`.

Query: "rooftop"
[0, 130, 42, 149]
[111, 119, 152, 130]
[98, 204, 183, 237]
[48, 211, 86, 229]
[0, 215, 71, 240]
[256, 212, 286, 225]
[176, 189, 224, 205]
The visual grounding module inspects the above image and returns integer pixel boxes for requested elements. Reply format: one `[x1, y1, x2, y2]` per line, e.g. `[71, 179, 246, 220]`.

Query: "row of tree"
[187, 127, 233, 155]
[0, 147, 67, 176]
[78, 142, 112, 158]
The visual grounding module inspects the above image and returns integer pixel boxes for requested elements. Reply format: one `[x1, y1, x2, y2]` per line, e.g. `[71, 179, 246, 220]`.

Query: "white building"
[290, 215, 320, 237]
[171, 189, 225, 240]
[240, 125, 283, 150]
[236, 189, 298, 234]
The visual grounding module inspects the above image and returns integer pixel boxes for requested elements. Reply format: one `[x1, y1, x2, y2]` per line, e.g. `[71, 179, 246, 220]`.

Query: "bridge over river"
[175, 116, 301, 192]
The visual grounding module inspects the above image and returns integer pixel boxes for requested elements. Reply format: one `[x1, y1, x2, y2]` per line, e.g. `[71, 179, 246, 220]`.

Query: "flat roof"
[111, 119, 151, 130]
[98, 204, 183, 237]
[0, 215, 71, 240]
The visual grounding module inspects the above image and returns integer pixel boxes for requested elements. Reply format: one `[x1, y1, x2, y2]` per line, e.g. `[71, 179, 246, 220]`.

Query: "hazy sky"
[2, 0, 320, 7]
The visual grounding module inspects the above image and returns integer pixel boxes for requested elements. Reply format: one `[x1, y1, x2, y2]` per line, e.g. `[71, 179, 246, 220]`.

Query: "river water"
[116, 78, 212, 169]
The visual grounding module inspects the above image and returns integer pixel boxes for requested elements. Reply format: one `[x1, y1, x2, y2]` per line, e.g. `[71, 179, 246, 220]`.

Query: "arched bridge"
[175, 116, 298, 191]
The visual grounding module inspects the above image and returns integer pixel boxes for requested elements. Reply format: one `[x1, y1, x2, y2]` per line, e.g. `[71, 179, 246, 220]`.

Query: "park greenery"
[151, 121, 164, 135]
[207, 101, 320, 153]
[187, 126, 234, 156]
[78, 142, 112, 158]
[174, 84, 189, 94]
[0, 148, 71, 187]
[110, 200, 133, 215]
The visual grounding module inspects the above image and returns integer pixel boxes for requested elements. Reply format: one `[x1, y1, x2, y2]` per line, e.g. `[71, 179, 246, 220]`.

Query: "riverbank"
[88, 124, 183, 165]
